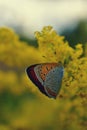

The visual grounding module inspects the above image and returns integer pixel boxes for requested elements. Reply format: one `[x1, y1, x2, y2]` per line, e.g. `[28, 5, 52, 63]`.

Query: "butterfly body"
[26, 62, 64, 99]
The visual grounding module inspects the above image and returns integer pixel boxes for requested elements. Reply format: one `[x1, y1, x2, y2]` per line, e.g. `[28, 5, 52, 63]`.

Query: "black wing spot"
[51, 66, 53, 69]
[46, 66, 49, 70]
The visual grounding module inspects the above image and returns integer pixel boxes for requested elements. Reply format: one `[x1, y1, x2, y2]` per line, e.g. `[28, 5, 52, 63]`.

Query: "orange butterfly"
[26, 62, 64, 99]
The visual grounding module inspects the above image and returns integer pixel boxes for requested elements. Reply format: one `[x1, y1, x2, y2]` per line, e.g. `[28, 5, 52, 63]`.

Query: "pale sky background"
[0, 0, 87, 38]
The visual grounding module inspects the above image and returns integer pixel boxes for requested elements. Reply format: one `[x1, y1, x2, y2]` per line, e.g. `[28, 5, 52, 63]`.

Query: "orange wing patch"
[39, 63, 57, 81]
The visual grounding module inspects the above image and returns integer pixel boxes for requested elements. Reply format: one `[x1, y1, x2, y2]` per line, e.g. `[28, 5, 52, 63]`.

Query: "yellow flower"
[0, 26, 87, 130]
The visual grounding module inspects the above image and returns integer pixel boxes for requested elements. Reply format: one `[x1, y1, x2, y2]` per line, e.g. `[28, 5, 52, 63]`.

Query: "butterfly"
[26, 62, 64, 99]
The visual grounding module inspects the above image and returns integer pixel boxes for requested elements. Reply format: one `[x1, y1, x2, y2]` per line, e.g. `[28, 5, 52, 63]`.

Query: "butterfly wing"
[26, 63, 64, 99]
[44, 66, 64, 99]
[26, 64, 48, 96]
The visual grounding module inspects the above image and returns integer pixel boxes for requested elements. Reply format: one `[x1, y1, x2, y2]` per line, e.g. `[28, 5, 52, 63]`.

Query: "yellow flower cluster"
[0, 26, 87, 130]
[35, 26, 87, 129]
[0, 27, 42, 93]
[35, 26, 87, 99]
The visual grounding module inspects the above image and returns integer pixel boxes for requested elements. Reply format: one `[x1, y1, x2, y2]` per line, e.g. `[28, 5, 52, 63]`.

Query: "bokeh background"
[0, 0, 87, 130]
